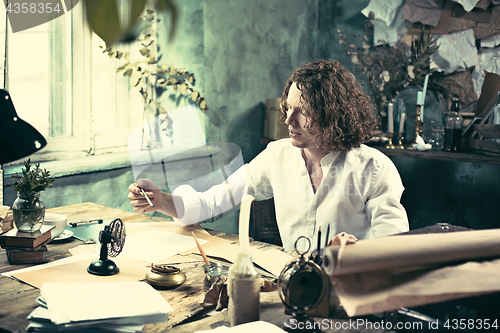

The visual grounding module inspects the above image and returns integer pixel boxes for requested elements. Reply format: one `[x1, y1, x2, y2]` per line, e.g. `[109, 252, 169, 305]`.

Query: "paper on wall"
[372, 3, 410, 46]
[472, 46, 500, 98]
[361, 0, 405, 26]
[431, 29, 478, 74]
[402, 0, 444, 27]
[480, 34, 500, 48]
[455, 0, 481, 12]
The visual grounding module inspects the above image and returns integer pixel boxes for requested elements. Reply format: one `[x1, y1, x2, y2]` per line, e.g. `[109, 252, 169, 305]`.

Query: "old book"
[6, 245, 48, 264]
[0, 225, 54, 249]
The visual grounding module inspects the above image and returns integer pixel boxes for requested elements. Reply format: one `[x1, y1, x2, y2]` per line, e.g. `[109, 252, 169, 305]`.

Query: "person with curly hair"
[128, 59, 409, 251]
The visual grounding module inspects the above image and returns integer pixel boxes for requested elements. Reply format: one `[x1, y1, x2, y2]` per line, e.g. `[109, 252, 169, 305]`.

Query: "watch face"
[288, 268, 323, 308]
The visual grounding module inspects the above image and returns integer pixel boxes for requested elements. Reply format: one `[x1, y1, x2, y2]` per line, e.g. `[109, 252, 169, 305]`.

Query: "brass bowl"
[145, 264, 186, 288]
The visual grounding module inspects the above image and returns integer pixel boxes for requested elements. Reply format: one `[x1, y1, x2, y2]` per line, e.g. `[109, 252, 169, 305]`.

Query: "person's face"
[285, 82, 316, 149]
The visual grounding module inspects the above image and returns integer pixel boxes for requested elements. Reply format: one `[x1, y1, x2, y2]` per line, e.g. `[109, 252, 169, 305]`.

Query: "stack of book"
[26, 281, 173, 332]
[0, 225, 54, 264]
[0, 206, 14, 234]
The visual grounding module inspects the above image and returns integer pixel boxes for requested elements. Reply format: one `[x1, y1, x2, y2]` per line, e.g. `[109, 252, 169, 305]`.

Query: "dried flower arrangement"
[337, 12, 451, 123]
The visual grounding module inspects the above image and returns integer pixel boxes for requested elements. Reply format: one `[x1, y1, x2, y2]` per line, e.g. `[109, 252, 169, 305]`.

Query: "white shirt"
[174, 139, 409, 251]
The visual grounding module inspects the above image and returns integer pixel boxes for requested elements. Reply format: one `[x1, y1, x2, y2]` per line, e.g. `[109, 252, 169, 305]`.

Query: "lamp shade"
[0, 89, 47, 164]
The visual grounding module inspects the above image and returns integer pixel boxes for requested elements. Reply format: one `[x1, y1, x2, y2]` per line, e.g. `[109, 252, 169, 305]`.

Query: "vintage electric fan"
[87, 218, 126, 276]
[278, 236, 327, 332]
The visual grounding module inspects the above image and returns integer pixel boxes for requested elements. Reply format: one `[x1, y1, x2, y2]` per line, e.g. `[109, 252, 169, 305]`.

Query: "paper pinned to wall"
[431, 29, 478, 74]
[361, 0, 405, 26]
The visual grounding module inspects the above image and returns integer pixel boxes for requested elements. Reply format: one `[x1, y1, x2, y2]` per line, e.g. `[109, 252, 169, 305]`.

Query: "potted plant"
[11, 159, 54, 232]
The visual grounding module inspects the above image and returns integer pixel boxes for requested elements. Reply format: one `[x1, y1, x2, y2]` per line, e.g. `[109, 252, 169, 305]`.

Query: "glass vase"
[12, 192, 45, 232]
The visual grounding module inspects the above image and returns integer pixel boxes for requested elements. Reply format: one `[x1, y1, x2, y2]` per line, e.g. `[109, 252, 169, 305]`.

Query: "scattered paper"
[41, 281, 172, 325]
[119, 229, 208, 263]
[8, 252, 150, 289]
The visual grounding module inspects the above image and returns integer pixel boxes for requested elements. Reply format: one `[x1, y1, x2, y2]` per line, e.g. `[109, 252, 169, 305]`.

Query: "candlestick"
[396, 132, 405, 149]
[407, 104, 424, 150]
[387, 102, 393, 133]
[385, 132, 396, 149]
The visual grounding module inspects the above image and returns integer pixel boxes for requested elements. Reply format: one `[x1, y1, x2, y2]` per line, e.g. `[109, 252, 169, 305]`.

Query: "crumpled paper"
[413, 135, 432, 151]
[431, 29, 478, 74]
[472, 46, 500, 97]
[455, 0, 482, 12]
[361, 0, 405, 26]
[201, 277, 278, 311]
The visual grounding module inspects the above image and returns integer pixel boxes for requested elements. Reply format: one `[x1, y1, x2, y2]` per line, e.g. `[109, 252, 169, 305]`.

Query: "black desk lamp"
[0, 89, 47, 164]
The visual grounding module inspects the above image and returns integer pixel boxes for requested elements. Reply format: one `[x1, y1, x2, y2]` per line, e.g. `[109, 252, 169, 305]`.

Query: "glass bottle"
[443, 94, 463, 152]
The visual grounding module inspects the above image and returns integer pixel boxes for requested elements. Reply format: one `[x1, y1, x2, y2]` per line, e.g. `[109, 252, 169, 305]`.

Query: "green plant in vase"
[11, 159, 55, 232]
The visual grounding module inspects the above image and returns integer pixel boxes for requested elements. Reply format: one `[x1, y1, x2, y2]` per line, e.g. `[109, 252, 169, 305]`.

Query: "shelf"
[375, 147, 500, 165]
[260, 138, 500, 165]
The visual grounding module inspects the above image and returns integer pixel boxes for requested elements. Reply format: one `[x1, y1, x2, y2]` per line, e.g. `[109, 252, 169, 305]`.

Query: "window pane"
[5, 21, 51, 137]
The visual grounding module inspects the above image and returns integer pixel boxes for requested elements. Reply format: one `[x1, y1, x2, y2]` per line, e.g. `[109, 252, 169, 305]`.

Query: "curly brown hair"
[280, 59, 377, 151]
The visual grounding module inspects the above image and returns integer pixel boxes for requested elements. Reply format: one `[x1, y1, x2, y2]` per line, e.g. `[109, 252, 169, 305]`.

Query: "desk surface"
[0, 202, 391, 333]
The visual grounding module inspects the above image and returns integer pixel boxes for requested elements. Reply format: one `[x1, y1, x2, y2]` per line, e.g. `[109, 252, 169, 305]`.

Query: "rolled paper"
[399, 112, 406, 134]
[387, 102, 393, 133]
[323, 228, 500, 276]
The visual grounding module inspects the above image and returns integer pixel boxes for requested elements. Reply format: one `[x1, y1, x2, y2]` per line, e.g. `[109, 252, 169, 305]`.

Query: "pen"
[192, 232, 211, 266]
[317, 226, 322, 253]
[139, 187, 154, 208]
[325, 224, 330, 248]
[69, 219, 103, 228]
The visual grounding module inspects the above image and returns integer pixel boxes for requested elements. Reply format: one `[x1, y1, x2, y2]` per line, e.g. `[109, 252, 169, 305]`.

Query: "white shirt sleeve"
[172, 165, 248, 226]
[364, 157, 409, 237]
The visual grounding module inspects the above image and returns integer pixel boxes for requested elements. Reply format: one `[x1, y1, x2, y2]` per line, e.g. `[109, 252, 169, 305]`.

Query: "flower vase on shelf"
[12, 192, 45, 232]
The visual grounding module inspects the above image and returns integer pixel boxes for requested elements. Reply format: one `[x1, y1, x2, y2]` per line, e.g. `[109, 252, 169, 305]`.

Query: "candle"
[388, 102, 393, 133]
[422, 74, 429, 104]
[417, 91, 423, 105]
[399, 113, 406, 134]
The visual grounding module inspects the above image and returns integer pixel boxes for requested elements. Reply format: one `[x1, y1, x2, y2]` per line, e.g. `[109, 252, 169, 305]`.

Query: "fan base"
[87, 259, 120, 276]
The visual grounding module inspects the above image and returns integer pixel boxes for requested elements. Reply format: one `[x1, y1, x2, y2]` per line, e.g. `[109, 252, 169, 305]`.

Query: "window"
[1, 0, 143, 165]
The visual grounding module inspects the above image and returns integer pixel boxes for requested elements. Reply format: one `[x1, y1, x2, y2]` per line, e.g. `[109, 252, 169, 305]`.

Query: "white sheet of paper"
[41, 281, 172, 325]
[120, 229, 208, 263]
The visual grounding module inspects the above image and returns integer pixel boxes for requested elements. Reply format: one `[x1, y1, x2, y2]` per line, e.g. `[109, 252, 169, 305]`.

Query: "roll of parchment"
[323, 228, 500, 276]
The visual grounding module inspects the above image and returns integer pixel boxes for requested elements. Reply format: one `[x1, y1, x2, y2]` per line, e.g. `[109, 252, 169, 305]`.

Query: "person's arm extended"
[128, 179, 185, 218]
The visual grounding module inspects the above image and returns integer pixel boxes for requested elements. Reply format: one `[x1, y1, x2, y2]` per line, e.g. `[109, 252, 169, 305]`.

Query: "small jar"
[203, 262, 228, 291]
[429, 127, 445, 150]
[12, 192, 45, 232]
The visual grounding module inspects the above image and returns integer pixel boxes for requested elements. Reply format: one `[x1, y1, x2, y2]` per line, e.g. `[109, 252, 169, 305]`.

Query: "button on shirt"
[174, 139, 409, 251]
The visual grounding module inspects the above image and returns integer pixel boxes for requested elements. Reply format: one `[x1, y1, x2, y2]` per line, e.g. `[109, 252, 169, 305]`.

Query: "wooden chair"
[251, 198, 282, 246]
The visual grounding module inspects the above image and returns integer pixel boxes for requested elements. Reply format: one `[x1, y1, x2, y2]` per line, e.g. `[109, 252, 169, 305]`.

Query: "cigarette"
[139, 187, 154, 208]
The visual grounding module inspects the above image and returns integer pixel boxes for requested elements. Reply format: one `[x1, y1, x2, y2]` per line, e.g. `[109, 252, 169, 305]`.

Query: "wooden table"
[0, 203, 391, 333]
